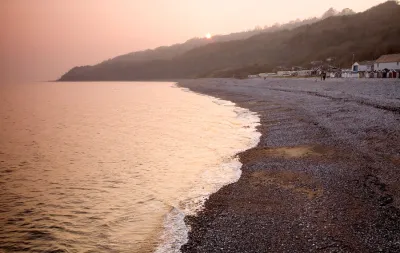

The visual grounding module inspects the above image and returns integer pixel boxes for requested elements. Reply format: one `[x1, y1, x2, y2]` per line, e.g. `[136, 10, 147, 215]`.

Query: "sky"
[0, 0, 387, 82]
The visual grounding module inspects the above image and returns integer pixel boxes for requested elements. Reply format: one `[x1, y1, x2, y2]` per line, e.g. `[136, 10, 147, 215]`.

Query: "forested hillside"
[59, 1, 400, 81]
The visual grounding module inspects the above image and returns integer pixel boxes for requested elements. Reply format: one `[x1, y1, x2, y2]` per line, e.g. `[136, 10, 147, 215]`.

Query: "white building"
[259, 73, 277, 78]
[351, 61, 374, 72]
[341, 69, 359, 78]
[297, 70, 312, 77]
[248, 74, 259, 78]
[277, 70, 295, 76]
[374, 54, 400, 71]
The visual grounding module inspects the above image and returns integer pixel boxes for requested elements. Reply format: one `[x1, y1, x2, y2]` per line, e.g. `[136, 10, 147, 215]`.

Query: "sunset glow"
[206, 33, 212, 39]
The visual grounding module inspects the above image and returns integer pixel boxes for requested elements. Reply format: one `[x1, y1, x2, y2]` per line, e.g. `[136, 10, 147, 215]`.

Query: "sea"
[0, 81, 260, 253]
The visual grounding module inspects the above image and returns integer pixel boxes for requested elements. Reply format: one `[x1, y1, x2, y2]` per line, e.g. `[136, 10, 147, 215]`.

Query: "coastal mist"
[0, 82, 260, 252]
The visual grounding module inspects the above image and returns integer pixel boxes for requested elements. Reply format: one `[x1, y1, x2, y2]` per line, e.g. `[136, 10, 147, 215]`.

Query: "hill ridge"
[59, 1, 400, 81]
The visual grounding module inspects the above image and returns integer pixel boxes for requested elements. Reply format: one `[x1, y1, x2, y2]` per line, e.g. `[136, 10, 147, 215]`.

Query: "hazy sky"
[1, 0, 386, 82]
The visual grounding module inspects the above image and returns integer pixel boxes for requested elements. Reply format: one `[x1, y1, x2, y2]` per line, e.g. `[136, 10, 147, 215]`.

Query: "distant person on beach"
[321, 71, 326, 81]
[320, 71, 324, 81]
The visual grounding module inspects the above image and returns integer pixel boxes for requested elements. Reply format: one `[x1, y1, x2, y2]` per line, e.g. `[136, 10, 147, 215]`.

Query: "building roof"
[375, 54, 400, 63]
[357, 61, 375, 66]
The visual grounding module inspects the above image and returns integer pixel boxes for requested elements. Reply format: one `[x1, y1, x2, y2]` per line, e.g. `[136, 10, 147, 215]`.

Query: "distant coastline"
[58, 2, 400, 82]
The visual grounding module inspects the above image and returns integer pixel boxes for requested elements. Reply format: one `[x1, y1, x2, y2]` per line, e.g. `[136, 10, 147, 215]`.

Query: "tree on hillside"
[322, 8, 338, 19]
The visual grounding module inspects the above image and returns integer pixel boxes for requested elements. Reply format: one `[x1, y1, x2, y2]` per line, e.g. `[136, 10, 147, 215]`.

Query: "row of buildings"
[249, 53, 400, 79]
[350, 53, 400, 78]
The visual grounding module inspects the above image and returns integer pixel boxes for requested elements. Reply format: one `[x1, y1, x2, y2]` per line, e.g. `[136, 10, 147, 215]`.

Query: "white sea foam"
[155, 84, 261, 253]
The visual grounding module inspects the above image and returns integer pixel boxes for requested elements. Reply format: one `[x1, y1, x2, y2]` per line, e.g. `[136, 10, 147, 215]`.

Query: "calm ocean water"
[0, 82, 260, 252]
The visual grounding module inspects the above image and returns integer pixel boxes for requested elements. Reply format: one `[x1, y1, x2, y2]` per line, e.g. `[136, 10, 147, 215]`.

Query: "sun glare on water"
[205, 33, 212, 39]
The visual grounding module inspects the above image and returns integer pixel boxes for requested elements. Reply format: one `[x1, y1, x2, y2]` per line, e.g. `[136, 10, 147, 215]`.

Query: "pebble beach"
[179, 78, 400, 253]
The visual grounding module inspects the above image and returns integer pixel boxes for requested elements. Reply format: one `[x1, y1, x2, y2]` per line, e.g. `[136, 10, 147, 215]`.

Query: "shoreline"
[178, 78, 400, 252]
[155, 84, 261, 253]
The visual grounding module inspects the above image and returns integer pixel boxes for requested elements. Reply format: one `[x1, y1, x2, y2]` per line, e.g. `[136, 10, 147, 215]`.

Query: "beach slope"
[179, 78, 400, 253]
